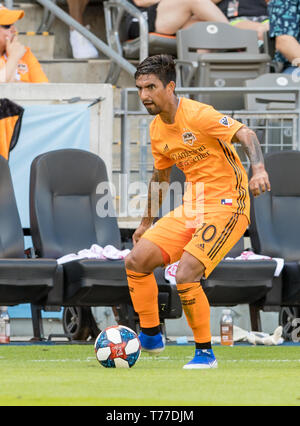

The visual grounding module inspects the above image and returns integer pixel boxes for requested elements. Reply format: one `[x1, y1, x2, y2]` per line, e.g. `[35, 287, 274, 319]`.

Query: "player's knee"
[125, 252, 140, 272]
[125, 252, 150, 274]
[175, 262, 205, 284]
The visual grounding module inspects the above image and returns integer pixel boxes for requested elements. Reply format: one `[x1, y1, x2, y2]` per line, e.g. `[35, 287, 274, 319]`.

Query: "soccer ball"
[94, 325, 141, 368]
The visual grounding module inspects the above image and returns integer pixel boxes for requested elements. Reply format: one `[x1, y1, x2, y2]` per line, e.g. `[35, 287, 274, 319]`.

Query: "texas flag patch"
[221, 199, 233, 206]
[219, 116, 234, 128]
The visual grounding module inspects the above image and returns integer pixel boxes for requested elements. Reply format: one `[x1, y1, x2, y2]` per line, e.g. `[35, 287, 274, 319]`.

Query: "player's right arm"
[132, 166, 172, 245]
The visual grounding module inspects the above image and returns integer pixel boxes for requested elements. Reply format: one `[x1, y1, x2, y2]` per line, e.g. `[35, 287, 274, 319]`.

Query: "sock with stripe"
[177, 282, 212, 344]
[126, 269, 160, 329]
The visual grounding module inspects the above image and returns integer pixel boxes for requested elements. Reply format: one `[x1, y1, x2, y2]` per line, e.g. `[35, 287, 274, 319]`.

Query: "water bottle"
[0, 307, 10, 344]
[220, 309, 234, 346]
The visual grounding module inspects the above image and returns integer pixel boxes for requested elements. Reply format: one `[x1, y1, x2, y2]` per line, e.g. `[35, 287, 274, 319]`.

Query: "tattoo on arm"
[237, 127, 264, 167]
[244, 134, 264, 166]
[141, 167, 171, 226]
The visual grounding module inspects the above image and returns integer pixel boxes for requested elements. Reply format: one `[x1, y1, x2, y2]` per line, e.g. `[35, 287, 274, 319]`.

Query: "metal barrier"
[115, 86, 300, 215]
[32, 0, 136, 78]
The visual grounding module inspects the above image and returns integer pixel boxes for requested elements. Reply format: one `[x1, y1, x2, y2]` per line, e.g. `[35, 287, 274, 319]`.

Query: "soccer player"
[125, 54, 270, 369]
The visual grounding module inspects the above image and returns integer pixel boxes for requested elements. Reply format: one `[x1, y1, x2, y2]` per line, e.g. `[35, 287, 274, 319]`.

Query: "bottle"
[0, 307, 10, 344]
[220, 309, 234, 346]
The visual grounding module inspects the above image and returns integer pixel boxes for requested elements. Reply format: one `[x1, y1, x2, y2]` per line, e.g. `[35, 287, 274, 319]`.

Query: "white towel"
[164, 251, 284, 284]
[57, 244, 130, 264]
[225, 250, 284, 277]
[212, 325, 284, 346]
[164, 262, 179, 284]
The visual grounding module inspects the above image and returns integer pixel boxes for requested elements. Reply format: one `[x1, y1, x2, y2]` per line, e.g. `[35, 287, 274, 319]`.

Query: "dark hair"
[135, 54, 176, 87]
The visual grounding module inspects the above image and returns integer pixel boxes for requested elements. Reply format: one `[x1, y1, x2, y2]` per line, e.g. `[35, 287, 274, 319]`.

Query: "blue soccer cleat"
[138, 331, 165, 354]
[183, 349, 218, 369]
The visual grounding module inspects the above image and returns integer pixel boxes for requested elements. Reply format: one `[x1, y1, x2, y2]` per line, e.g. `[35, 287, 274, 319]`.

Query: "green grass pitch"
[0, 344, 299, 406]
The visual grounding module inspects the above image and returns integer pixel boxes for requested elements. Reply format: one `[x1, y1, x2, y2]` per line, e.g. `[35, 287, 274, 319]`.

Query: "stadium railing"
[33, 0, 136, 82]
[103, 0, 176, 84]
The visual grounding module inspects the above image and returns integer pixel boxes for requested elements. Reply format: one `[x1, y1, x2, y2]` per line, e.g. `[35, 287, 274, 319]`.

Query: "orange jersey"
[0, 48, 48, 83]
[150, 97, 250, 221]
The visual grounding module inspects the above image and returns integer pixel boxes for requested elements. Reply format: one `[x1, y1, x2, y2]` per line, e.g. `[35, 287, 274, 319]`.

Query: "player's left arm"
[233, 125, 271, 197]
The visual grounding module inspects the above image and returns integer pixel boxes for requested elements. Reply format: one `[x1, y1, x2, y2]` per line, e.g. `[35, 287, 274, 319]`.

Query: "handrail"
[103, 0, 148, 84]
[35, 0, 136, 77]
[104, 0, 149, 61]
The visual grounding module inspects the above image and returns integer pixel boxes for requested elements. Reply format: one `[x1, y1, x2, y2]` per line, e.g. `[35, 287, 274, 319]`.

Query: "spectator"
[214, 0, 269, 41]
[126, 0, 228, 40]
[67, 0, 98, 59]
[268, 0, 300, 75]
[0, 5, 48, 83]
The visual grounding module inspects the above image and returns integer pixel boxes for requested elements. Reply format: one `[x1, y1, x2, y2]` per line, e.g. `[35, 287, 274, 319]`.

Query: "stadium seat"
[103, 0, 176, 84]
[244, 73, 298, 156]
[166, 166, 277, 330]
[249, 151, 300, 306]
[0, 155, 60, 307]
[249, 151, 300, 337]
[176, 22, 270, 110]
[245, 73, 297, 111]
[29, 149, 182, 338]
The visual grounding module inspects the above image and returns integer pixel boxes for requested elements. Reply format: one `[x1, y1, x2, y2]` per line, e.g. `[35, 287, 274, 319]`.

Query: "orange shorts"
[142, 206, 249, 278]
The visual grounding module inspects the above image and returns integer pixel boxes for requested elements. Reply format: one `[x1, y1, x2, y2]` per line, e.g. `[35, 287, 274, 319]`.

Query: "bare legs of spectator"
[67, 0, 90, 25]
[67, 0, 99, 59]
[232, 20, 269, 41]
[155, 0, 228, 35]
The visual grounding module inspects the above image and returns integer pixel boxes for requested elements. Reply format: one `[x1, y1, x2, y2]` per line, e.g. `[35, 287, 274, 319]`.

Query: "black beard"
[145, 104, 161, 115]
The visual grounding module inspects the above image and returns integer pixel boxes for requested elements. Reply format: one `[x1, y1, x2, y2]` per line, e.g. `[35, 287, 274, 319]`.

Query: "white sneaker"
[69, 28, 99, 59]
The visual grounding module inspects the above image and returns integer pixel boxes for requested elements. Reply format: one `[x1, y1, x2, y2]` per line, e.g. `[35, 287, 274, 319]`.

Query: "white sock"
[69, 28, 99, 59]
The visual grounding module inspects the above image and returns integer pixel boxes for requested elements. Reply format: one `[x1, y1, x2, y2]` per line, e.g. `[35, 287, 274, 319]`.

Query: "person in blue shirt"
[268, 0, 300, 76]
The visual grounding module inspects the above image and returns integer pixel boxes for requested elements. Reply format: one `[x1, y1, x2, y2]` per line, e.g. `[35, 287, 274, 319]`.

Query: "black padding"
[250, 151, 300, 260]
[203, 259, 277, 305]
[0, 259, 59, 304]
